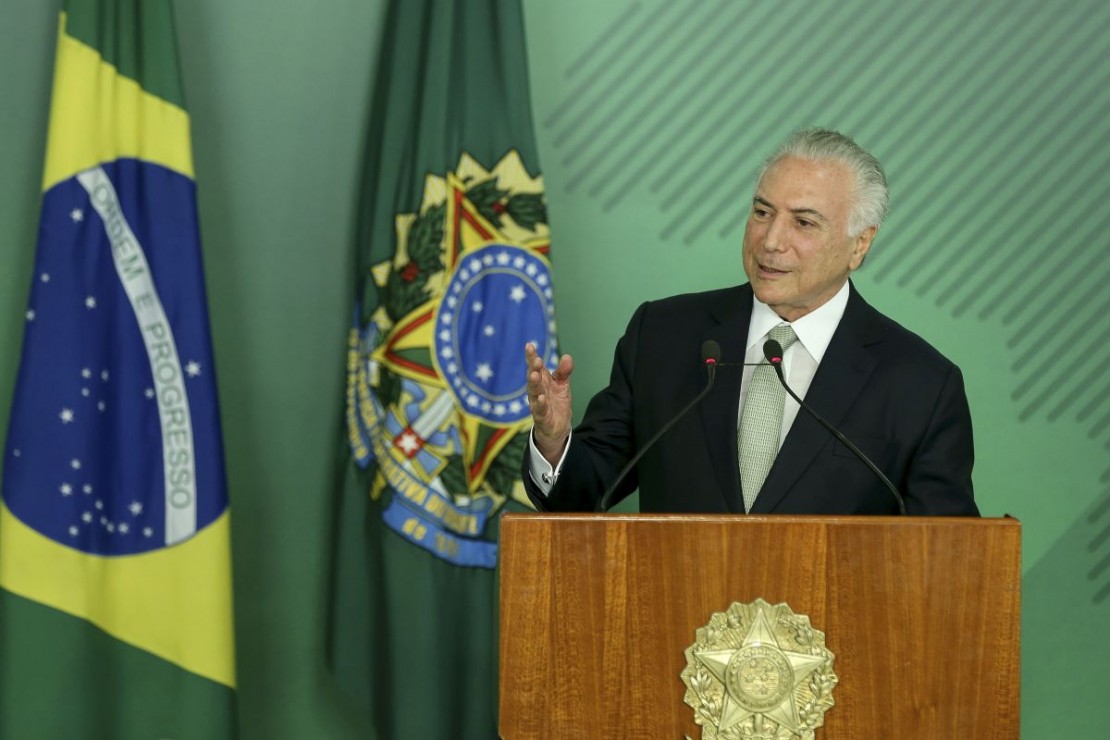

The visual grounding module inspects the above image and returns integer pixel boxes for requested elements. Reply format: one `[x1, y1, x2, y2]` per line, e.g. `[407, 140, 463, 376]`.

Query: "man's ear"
[850, 226, 877, 270]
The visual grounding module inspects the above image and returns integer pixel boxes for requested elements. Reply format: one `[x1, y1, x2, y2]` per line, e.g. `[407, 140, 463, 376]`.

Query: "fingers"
[523, 343, 573, 440]
[552, 353, 574, 382]
[524, 343, 548, 395]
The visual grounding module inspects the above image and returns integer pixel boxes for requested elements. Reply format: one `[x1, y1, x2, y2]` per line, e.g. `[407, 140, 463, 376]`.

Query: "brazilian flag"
[0, 2, 236, 738]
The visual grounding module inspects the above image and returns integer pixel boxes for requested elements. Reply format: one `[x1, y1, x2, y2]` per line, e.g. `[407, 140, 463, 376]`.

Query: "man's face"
[742, 156, 875, 322]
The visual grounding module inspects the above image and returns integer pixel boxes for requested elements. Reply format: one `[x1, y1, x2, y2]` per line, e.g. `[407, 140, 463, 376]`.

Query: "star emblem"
[70, 208, 84, 222]
[185, 361, 201, 377]
[351, 153, 556, 524]
[694, 608, 825, 733]
[395, 431, 421, 456]
[683, 601, 837, 738]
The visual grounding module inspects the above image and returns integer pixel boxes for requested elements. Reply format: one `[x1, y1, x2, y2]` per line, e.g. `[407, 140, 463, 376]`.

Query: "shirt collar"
[746, 280, 850, 363]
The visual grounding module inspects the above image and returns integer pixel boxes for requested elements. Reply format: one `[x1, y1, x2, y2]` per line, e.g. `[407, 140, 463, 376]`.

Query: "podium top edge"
[503, 512, 1020, 526]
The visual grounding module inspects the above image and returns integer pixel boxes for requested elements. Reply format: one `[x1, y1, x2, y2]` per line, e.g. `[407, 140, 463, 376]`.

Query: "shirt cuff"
[527, 427, 571, 495]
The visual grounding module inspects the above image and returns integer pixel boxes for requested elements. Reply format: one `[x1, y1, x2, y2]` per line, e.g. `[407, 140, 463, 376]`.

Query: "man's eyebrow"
[752, 196, 828, 222]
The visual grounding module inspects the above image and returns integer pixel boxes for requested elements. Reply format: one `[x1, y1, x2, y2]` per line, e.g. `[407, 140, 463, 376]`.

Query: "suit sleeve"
[520, 302, 649, 511]
[903, 363, 979, 516]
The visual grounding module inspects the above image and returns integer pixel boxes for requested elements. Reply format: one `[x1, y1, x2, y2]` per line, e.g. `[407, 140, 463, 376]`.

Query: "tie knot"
[769, 324, 798, 351]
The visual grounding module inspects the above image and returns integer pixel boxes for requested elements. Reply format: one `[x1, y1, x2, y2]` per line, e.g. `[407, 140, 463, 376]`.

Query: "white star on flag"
[496, 252, 511, 265]
[59, 408, 74, 424]
[25, 310, 34, 322]
[185, 361, 201, 377]
[70, 208, 83, 222]
[82, 512, 93, 523]
[40, 273, 50, 283]
[129, 501, 143, 515]
[483, 325, 495, 336]
[60, 483, 72, 496]
[70, 459, 81, 469]
[472, 301, 484, 312]
[81, 368, 91, 378]
[475, 363, 494, 382]
[509, 285, 526, 303]
[85, 296, 97, 309]
[396, 432, 420, 455]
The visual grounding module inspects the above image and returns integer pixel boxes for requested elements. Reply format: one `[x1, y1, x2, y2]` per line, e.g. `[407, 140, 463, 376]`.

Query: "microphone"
[596, 340, 721, 512]
[763, 339, 907, 515]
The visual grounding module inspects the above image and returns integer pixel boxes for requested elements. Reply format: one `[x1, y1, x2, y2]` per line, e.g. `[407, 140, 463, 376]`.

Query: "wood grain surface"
[498, 514, 1021, 739]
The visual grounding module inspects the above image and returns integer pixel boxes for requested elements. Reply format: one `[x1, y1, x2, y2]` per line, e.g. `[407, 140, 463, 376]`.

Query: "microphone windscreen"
[701, 339, 722, 363]
[763, 339, 784, 364]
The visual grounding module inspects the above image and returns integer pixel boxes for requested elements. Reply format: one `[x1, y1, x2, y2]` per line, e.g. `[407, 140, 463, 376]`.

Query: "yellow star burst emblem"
[348, 150, 555, 553]
[682, 600, 837, 739]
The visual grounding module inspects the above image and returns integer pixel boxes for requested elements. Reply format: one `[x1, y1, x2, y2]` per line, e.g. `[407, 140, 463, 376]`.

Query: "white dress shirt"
[529, 281, 852, 495]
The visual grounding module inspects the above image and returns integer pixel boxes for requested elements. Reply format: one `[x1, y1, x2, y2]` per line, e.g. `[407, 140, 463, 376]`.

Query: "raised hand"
[524, 342, 574, 465]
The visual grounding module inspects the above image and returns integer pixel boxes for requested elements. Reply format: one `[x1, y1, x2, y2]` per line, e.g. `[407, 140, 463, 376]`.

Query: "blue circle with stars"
[434, 244, 558, 424]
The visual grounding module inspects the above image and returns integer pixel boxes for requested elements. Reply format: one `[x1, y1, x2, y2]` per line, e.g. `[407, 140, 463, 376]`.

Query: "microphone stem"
[597, 364, 717, 512]
[772, 364, 906, 515]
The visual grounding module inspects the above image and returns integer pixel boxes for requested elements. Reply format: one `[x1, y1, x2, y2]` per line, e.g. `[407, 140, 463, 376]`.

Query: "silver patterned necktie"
[738, 324, 798, 512]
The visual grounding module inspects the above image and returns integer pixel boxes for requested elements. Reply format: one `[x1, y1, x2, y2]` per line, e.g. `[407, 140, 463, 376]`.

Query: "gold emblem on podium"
[681, 599, 837, 740]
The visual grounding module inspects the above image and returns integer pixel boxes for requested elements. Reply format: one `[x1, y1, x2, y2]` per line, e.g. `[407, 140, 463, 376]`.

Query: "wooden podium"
[498, 514, 1021, 739]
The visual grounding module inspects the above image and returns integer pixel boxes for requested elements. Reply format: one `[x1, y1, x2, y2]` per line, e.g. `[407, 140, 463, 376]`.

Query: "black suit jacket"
[524, 282, 978, 516]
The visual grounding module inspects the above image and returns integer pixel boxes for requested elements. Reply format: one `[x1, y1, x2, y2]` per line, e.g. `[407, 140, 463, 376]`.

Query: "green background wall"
[1, 0, 1106, 737]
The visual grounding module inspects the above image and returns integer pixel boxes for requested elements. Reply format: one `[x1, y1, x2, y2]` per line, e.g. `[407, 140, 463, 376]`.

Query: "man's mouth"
[758, 263, 789, 275]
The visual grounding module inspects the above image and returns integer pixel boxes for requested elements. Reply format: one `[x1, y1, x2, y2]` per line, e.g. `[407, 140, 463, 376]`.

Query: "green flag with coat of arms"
[327, 0, 555, 737]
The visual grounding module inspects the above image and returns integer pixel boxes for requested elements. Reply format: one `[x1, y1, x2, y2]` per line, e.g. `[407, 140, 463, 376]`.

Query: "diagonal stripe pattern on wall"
[543, 0, 1110, 512]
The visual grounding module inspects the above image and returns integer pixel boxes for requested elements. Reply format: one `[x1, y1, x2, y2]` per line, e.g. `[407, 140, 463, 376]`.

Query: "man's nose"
[763, 215, 787, 251]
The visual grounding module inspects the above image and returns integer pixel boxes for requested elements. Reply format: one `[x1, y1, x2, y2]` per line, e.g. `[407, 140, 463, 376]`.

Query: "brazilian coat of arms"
[346, 151, 556, 567]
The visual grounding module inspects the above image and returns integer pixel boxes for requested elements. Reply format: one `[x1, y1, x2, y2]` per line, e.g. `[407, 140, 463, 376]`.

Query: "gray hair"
[759, 128, 889, 237]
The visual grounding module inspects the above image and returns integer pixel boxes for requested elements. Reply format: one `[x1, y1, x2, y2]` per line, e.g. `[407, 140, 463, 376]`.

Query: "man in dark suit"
[522, 128, 978, 516]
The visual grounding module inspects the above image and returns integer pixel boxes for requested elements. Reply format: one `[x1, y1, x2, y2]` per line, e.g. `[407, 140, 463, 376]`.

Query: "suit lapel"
[750, 285, 882, 514]
[699, 286, 752, 514]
